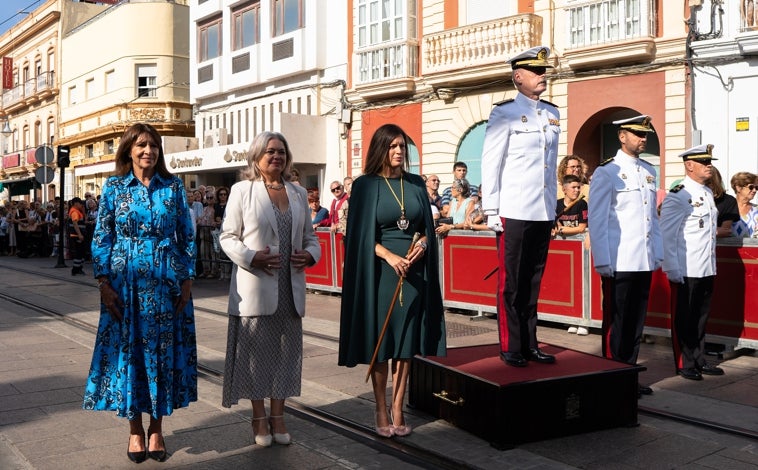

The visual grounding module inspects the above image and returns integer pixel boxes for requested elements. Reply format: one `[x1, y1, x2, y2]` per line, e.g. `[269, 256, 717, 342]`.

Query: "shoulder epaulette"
[493, 98, 515, 107]
[599, 157, 614, 166]
[669, 184, 685, 193]
[539, 99, 558, 108]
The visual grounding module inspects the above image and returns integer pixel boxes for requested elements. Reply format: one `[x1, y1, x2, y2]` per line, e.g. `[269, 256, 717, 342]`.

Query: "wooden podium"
[408, 344, 644, 449]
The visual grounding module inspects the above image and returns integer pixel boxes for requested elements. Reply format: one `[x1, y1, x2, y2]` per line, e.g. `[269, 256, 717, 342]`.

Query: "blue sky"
[0, 0, 43, 37]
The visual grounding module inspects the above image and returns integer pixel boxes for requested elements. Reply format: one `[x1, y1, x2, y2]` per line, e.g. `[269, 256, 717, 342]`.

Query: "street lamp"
[1, 118, 11, 154]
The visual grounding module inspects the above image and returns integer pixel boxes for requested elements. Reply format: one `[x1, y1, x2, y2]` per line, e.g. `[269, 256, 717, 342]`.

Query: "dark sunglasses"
[331, 186, 343, 193]
[748, 184, 758, 191]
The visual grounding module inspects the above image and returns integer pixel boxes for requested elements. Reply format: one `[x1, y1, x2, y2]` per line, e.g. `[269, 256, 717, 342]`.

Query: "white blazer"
[219, 179, 321, 317]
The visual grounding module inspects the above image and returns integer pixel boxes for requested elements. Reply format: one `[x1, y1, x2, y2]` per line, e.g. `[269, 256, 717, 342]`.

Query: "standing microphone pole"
[54, 145, 70, 268]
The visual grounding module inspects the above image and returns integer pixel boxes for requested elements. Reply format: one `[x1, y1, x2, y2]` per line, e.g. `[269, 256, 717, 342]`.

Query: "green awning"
[0, 176, 35, 196]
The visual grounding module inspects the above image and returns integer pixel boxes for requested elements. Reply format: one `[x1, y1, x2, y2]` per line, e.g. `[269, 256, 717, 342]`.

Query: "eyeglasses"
[331, 186, 342, 193]
[265, 149, 286, 156]
[428, 178, 439, 182]
[748, 184, 757, 191]
[692, 159, 712, 166]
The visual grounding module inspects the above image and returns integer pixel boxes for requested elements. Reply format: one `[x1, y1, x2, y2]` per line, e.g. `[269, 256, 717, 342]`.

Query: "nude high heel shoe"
[390, 410, 412, 437]
[374, 410, 394, 438]
[252, 416, 272, 447]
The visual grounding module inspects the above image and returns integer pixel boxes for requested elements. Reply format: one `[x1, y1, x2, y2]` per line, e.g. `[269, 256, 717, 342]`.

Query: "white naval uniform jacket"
[481, 92, 560, 221]
[588, 150, 663, 272]
[660, 176, 718, 278]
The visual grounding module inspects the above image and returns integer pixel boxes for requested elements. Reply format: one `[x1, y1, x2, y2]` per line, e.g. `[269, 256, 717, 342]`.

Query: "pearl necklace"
[265, 182, 285, 190]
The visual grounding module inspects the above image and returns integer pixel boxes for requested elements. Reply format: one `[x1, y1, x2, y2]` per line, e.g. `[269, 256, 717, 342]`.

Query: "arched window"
[408, 138, 420, 175]
[34, 121, 41, 147]
[455, 121, 487, 188]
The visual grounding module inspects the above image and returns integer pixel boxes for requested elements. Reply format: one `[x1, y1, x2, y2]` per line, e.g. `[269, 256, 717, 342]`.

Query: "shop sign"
[169, 155, 203, 169]
[3, 153, 19, 168]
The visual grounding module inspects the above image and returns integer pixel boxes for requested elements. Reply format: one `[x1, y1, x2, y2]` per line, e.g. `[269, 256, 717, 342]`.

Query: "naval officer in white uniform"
[481, 46, 561, 368]
[588, 115, 663, 396]
[660, 144, 724, 381]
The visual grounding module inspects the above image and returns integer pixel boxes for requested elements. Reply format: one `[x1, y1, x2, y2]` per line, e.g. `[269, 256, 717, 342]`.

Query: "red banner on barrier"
[2, 57, 12, 89]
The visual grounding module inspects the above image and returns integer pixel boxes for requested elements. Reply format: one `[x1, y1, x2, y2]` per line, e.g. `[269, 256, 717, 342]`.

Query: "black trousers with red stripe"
[495, 218, 553, 354]
[600, 271, 652, 365]
[670, 276, 715, 371]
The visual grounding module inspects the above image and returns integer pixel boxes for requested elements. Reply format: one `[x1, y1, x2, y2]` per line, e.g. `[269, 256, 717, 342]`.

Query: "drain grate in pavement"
[445, 322, 491, 338]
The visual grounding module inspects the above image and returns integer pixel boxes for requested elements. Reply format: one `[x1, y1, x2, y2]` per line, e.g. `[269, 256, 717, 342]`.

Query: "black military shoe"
[524, 348, 556, 364]
[698, 363, 725, 376]
[500, 352, 527, 367]
[677, 368, 703, 381]
[638, 384, 654, 396]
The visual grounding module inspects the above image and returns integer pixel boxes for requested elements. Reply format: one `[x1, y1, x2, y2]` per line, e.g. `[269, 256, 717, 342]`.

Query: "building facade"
[0, 0, 195, 203]
[163, 0, 348, 200]
[689, 0, 758, 182]
[344, 0, 690, 193]
[58, 0, 195, 198]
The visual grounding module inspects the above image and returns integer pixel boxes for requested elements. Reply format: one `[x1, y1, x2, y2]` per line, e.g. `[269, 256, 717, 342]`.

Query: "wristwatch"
[416, 240, 428, 251]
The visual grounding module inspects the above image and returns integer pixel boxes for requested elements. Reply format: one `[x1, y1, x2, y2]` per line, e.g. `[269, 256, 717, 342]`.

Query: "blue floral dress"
[83, 172, 198, 419]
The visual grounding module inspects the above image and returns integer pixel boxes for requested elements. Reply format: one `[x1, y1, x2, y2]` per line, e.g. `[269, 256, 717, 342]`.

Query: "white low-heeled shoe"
[252, 416, 272, 447]
[269, 415, 291, 445]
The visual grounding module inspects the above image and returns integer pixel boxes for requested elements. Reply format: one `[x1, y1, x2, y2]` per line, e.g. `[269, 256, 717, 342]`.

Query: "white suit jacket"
[219, 179, 321, 317]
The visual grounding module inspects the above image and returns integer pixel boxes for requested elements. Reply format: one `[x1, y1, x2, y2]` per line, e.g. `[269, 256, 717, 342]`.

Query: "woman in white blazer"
[219, 131, 321, 447]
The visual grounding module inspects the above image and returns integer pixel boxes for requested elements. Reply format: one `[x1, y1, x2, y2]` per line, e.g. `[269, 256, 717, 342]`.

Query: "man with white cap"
[588, 115, 663, 396]
[481, 46, 560, 367]
[660, 144, 724, 381]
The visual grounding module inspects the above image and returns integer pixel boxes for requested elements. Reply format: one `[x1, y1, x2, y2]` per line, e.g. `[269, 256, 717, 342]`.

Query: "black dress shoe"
[127, 435, 147, 464]
[677, 368, 703, 381]
[500, 352, 527, 367]
[698, 364, 724, 376]
[147, 433, 168, 462]
[524, 348, 556, 364]
[638, 384, 654, 395]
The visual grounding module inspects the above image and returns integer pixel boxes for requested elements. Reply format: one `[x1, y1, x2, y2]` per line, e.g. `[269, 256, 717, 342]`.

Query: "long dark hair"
[114, 123, 171, 178]
[363, 124, 410, 176]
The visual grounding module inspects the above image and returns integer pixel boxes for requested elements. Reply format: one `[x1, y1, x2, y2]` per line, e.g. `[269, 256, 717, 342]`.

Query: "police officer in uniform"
[660, 144, 724, 380]
[588, 115, 663, 395]
[481, 46, 560, 367]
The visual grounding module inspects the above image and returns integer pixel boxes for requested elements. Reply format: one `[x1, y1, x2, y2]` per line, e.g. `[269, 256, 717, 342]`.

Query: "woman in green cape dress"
[338, 123, 446, 438]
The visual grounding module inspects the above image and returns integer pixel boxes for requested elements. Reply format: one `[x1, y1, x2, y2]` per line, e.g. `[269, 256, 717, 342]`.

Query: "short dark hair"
[453, 162, 468, 170]
[561, 174, 582, 186]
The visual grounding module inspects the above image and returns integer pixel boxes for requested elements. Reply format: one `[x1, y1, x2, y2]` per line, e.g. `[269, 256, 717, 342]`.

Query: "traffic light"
[57, 145, 70, 168]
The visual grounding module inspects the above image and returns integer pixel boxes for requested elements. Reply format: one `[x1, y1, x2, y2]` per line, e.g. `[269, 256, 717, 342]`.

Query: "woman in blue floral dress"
[82, 123, 197, 463]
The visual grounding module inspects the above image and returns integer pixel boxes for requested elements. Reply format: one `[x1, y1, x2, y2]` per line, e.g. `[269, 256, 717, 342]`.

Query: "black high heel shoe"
[147, 432, 168, 462]
[127, 434, 147, 464]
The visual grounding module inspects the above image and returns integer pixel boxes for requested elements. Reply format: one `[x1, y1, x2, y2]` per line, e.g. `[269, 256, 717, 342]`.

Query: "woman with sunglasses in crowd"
[730, 171, 758, 238]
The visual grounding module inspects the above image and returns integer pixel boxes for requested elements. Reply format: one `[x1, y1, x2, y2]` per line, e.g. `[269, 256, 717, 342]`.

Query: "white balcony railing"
[24, 78, 36, 98]
[566, 0, 654, 50]
[422, 14, 543, 76]
[356, 40, 418, 85]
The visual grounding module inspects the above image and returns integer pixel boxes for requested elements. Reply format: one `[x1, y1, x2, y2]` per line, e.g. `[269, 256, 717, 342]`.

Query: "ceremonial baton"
[366, 232, 421, 383]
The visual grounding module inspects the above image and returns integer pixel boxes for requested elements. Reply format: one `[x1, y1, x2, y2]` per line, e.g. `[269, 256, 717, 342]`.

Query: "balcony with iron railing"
[563, 0, 657, 70]
[421, 14, 544, 87]
[1, 71, 57, 112]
